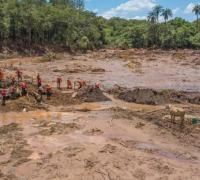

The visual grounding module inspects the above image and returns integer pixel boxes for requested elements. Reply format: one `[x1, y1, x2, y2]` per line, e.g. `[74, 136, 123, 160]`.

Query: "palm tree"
[193, 4, 200, 30]
[147, 11, 157, 23]
[152, 5, 163, 22]
[161, 8, 173, 24]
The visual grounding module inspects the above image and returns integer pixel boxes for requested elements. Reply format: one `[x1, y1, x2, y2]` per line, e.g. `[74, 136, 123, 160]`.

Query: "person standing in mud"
[57, 76, 62, 90]
[46, 84, 52, 100]
[67, 79, 72, 89]
[11, 75, 16, 86]
[16, 69, 22, 83]
[37, 73, 40, 82]
[20, 82, 27, 96]
[38, 85, 44, 102]
[95, 82, 100, 89]
[10, 85, 16, 99]
[1, 88, 7, 106]
[37, 76, 42, 88]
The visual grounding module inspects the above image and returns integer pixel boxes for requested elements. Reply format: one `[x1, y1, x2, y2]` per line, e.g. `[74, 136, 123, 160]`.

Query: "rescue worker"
[46, 84, 52, 100]
[11, 76, 16, 86]
[16, 69, 23, 82]
[20, 82, 27, 96]
[1, 88, 7, 106]
[95, 82, 100, 89]
[37, 73, 40, 82]
[67, 79, 72, 89]
[0, 69, 4, 81]
[10, 85, 16, 99]
[78, 80, 83, 89]
[57, 76, 62, 89]
[37, 77, 42, 88]
[38, 85, 43, 95]
[82, 80, 86, 87]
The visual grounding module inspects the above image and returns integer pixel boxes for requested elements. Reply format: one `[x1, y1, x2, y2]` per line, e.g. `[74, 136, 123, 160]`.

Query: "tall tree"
[152, 5, 163, 23]
[193, 4, 200, 30]
[147, 11, 156, 23]
[161, 8, 173, 24]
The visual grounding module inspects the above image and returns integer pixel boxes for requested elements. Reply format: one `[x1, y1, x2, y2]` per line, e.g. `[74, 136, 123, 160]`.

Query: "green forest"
[0, 0, 200, 53]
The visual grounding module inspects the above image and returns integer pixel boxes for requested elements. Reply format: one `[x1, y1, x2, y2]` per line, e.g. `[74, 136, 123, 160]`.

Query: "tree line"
[0, 1, 200, 54]
[106, 4, 200, 49]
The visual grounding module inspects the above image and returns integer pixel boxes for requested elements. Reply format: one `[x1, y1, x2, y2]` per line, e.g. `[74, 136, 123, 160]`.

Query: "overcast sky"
[85, 0, 200, 21]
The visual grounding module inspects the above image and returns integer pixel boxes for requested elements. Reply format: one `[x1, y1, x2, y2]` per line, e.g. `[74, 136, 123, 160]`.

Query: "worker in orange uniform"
[0, 69, 4, 81]
[57, 76, 62, 89]
[1, 88, 7, 106]
[67, 79, 72, 89]
[16, 69, 23, 82]
[46, 84, 52, 100]
[20, 82, 27, 96]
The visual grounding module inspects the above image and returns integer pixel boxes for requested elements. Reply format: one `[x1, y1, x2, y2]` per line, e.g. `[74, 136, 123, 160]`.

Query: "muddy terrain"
[0, 49, 200, 180]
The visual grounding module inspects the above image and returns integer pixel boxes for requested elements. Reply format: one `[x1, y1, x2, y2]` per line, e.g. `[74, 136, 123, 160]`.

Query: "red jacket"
[57, 77, 62, 83]
[95, 83, 100, 89]
[16, 70, 22, 77]
[67, 80, 72, 87]
[21, 82, 27, 89]
[46, 85, 52, 92]
[1, 89, 7, 97]
[10, 87, 16, 93]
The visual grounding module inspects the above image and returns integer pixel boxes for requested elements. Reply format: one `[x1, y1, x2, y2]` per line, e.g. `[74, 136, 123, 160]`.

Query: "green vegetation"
[0, 1, 199, 53]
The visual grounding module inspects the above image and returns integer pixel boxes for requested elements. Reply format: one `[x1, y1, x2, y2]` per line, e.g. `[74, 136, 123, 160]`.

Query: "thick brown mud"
[114, 88, 200, 105]
[0, 49, 200, 180]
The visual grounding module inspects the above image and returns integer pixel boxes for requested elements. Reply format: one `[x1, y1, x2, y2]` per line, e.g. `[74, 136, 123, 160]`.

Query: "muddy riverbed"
[0, 49, 200, 180]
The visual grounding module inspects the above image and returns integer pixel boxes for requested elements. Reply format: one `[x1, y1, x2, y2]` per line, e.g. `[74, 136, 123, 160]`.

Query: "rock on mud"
[117, 88, 200, 105]
[74, 86, 110, 102]
[118, 88, 169, 105]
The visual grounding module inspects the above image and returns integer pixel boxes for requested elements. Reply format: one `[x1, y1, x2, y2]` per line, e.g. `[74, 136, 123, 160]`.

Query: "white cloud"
[184, 3, 195, 14]
[100, 0, 157, 19]
[92, 8, 99, 13]
[133, 16, 147, 20]
[172, 7, 180, 15]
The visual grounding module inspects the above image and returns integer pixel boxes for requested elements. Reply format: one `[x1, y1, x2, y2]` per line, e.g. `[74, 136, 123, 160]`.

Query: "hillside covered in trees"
[0, 0, 200, 53]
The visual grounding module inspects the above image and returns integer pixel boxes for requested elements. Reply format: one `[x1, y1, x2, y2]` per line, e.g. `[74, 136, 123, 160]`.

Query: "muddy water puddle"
[0, 111, 83, 126]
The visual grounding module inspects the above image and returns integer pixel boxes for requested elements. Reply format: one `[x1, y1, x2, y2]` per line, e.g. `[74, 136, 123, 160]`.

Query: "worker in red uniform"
[37, 77, 42, 88]
[0, 69, 4, 81]
[57, 76, 62, 89]
[10, 85, 16, 99]
[20, 82, 27, 96]
[77, 80, 83, 89]
[95, 82, 100, 89]
[1, 88, 7, 106]
[82, 80, 86, 87]
[46, 84, 52, 100]
[16, 69, 22, 82]
[37, 73, 40, 82]
[67, 79, 72, 89]
[11, 76, 16, 86]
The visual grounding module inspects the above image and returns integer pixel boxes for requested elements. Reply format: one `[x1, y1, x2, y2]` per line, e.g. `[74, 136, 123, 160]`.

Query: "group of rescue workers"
[0, 69, 27, 106]
[0, 68, 100, 106]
